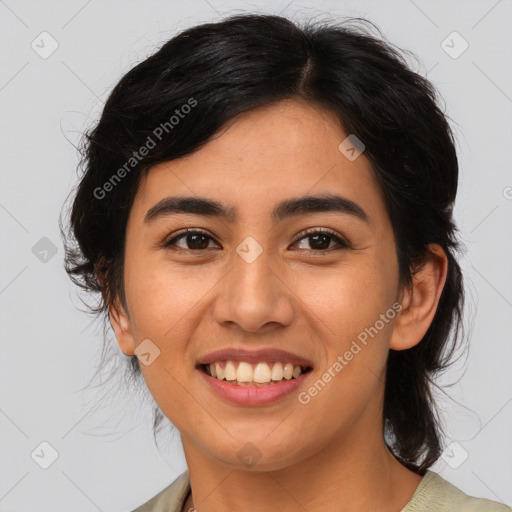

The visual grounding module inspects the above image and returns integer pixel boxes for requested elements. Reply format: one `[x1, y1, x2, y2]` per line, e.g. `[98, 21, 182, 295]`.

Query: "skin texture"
[108, 98, 448, 512]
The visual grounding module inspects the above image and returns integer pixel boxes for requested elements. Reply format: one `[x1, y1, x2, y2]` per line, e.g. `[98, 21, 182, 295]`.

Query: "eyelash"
[162, 227, 350, 253]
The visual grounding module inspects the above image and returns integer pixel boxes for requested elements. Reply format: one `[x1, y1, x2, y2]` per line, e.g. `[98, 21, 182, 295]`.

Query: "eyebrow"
[144, 194, 369, 225]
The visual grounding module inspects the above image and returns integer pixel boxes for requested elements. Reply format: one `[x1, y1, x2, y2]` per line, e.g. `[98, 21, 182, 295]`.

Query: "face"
[112, 98, 404, 471]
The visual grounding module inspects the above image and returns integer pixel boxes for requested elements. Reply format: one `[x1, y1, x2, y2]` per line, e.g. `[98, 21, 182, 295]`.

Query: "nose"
[212, 245, 295, 334]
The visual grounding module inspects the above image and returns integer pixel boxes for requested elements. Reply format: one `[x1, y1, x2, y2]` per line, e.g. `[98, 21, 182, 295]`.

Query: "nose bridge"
[231, 236, 276, 309]
[213, 235, 293, 331]
[235, 237, 273, 293]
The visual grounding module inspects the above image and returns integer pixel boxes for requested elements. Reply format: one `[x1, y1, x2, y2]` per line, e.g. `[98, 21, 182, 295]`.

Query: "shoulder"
[402, 470, 512, 512]
[131, 469, 191, 512]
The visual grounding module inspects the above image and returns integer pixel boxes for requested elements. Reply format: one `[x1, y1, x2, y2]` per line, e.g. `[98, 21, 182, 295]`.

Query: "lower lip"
[197, 367, 312, 406]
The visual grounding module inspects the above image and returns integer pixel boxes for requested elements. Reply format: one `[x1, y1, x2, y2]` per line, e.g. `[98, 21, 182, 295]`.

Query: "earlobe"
[95, 265, 136, 356]
[390, 244, 448, 351]
[108, 298, 136, 356]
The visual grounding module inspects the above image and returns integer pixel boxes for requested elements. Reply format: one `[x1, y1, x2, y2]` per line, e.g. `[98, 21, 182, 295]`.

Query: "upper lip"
[196, 347, 314, 368]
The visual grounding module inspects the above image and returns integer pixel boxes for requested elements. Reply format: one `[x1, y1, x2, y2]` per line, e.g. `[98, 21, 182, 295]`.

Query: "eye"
[162, 227, 349, 253]
[163, 229, 220, 251]
[291, 228, 349, 252]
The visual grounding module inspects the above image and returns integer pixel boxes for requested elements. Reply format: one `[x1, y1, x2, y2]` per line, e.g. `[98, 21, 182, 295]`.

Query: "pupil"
[188, 234, 208, 250]
[310, 234, 330, 250]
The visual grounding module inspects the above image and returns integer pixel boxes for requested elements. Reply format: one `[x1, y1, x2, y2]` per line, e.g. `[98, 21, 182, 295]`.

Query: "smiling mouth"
[198, 361, 313, 387]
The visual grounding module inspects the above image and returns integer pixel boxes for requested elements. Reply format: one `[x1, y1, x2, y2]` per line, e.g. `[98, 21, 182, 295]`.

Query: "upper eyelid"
[294, 227, 346, 242]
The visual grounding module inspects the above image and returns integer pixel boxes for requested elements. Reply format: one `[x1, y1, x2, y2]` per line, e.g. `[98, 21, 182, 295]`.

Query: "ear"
[390, 244, 448, 351]
[108, 298, 136, 356]
[95, 265, 135, 356]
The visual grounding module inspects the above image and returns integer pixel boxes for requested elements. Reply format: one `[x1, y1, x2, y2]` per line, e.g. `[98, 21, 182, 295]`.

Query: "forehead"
[132, 99, 385, 225]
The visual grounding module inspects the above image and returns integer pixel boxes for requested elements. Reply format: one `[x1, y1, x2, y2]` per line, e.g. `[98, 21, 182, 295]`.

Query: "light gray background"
[1, 0, 511, 510]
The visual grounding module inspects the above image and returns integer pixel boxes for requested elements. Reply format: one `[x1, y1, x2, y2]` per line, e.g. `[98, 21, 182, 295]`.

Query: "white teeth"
[214, 362, 224, 380]
[271, 362, 284, 381]
[253, 363, 272, 383]
[204, 360, 308, 385]
[237, 362, 253, 382]
[225, 361, 237, 381]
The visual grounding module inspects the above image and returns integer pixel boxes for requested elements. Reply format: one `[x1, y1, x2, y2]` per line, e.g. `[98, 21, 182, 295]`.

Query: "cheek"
[123, 250, 209, 342]
[122, 254, 204, 428]
[290, 251, 398, 400]
[293, 255, 398, 345]
[297, 265, 396, 417]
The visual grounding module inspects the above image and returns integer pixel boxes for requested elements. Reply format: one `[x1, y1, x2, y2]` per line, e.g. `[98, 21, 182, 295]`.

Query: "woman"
[61, 13, 511, 512]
